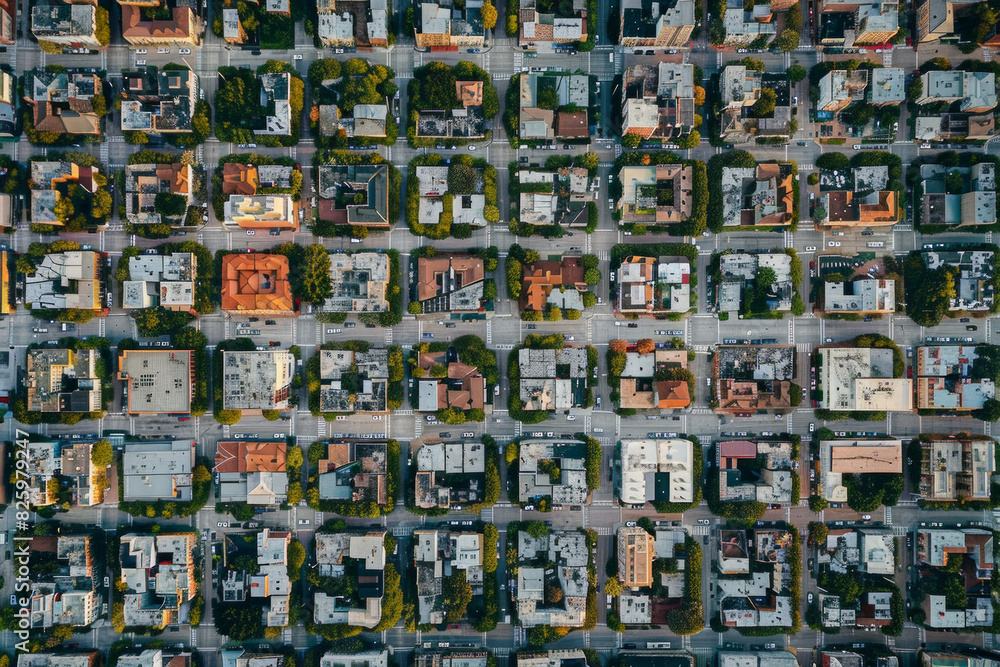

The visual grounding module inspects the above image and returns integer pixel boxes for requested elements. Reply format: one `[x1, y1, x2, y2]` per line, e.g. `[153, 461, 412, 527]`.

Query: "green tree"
[772, 29, 800, 51]
[788, 65, 807, 83]
[752, 88, 777, 118]
[442, 572, 473, 622]
[481, 0, 498, 30]
[287, 539, 306, 581]
[622, 133, 642, 148]
[90, 440, 112, 467]
[300, 244, 333, 305]
[286, 446, 303, 469]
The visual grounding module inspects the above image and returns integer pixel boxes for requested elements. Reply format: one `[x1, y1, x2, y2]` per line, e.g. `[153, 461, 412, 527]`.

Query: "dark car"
[627, 322, 638, 328]
[967, 325, 978, 331]
[961, 317, 971, 322]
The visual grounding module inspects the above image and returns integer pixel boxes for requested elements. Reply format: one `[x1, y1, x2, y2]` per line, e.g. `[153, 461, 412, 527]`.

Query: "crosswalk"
[885, 506, 892, 524]
[317, 417, 327, 439]
[190, 628, 197, 647]
[688, 525, 709, 536]
[385, 328, 393, 343]
[595, 250, 609, 261]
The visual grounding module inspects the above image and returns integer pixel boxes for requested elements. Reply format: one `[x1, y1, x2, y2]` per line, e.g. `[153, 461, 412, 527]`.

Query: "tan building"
[617, 164, 693, 224]
[220, 253, 295, 316]
[222, 350, 295, 412]
[819, 346, 912, 412]
[920, 435, 996, 503]
[617, 526, 653, 588]
[414, 0, 485, 48]
[31, 0, 103, 51]
[820, 438, 903, 503]
[118, 349, 194, 415]
[0, 0, 14, 45]
[27, 348, 102, 414]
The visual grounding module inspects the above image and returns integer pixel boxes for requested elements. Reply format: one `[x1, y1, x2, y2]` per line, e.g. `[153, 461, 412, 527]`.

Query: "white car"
[828, 241, 836, 247]
[135, 49, 148, 55]
[805, 246, 817, 252]
[567, 415, 576, 421]
[157, 47, 169, 54]
[468, 145, 477, 151]
[179, 48, 191, 55]
[293, 54, 304, 60]
[136, 60, 147, 66]
[246, 230, 255, 235]
[834, 241, 841, 247]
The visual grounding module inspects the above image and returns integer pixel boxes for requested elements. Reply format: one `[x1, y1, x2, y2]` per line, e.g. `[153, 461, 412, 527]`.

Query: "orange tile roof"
[215, 440, 287, 474]
[222, 163, 259, 196]
[121, 5, 197, 41]
[220, 253, 294, 315]
[456, 80, 484, 107]
[656, 380, 690, 408]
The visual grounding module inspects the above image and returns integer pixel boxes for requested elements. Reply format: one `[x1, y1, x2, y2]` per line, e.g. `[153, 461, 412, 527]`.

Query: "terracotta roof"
[220, 253, 294, 314]
[456, 80, 484, 107]
[556, 111, 588, 137]
[415, 254, 485, 302]
[121, 5, 196, 41]
[215, 440, 287, 474]
[318, 443, 351, 474]
[656, 380, 690, 408]
[520, 256, 585, 311]
[222, 163, 259, 196]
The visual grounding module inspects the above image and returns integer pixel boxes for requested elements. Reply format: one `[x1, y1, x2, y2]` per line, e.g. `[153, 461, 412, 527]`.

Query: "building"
[719, 165, 796, 229]
[916, 527, 995, 629]
[717, 651, 797, 667]
[324, 252, 390, 313]
[870, 67, 906, 105]
[415, 165, 485, 227]
[121, 67, 198, 134]
[818, 0, 899, 45]
[414, 254, 486, 314]
[817, 167, 900, 228]
[225, 194, 297, 230]
[0, 70, 16, 138]
[619, 0, 694, 47]
[714, 345, 795, 414]
[621, 63, 696, 140]
[313, 531, 388, 628]
[617, 255, 691, 314]
[819, 438, 903, 502]
[916, 345, 996, 411]
[119, 533, 196, 628]
[618, 348, 690, 410]
[516, 531, 589, 627]
[414, 0, 485, 49]
[220, 253, 294, 316]
[819, 346, 913, 412]
[25, 440, 60, 507]
[919, 163, 996, 228]
[122, 251, 196, 310]
[517, 652, 592, 667]
[119, 0, 201, 46]
[717, 439, 793, 505]
[30, 161, 102, 227]
[0, 0, 14, 45]
[618, 526, 653, 588]
[717, 252, 794, 313]
[518, 167, 592, 226]
[24, 68, 102, 136]
[519, 73, 590, 140]
[316, 0, 388, 48]
[319, 348, 390, 413]
[219, 649, 291, 667]
[415, 81, 486, 140]
[824, 278, 895, 314]
[722, 0, 777, 46]
[18, 655, 99, 667]
[320, 653, 388, 667]
[215, 440, 288, 505]
[24, 440, 105, 508]
[919, 434, 996, 502]
[413, 440, 487, 510]
[818, 69, 869, 113]
[918, 70, 998, 113]
[317, 164, 390, 228]
[915, 113, 996, 143]
[117, 649, 192, 667]
[27, 535, 99, 628]
[123, 163, 194, 228]
[27, 348, 102, 414]
[924, 249, 997, 310]
[413, 529, 484, 624]
[118, 349, 194, 415]
[517, 346, 589, 411]
[317, 442, 389, 505]
[31, 1, 101, 50]
[619, 438, 694, 506]
[518, 437, 590, 505]
[819, 526, 895, 575]
[520, 255, 588, 312]
[717, 528, 794, 628]
[413, 653, 489, 667]
[255, 73, 292, 136]
[519, 0, 586, 47]
[617, 165, 693, 224]
[222, 350, 294, 412]
[415, 350, 485, 414]
[122, 440, 195, 501]
[247, 529, 292, 626]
